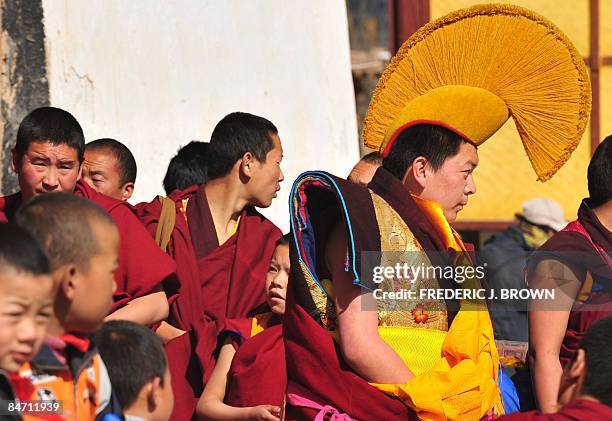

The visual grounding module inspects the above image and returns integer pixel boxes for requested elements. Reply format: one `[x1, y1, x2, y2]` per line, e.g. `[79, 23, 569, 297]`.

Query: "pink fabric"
[287, 382, 355, 421]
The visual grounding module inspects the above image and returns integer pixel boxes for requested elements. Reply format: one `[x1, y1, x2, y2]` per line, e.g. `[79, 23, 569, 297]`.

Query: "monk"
[82, 138, 137, 201]
[287, 124, 497, 420]
[500, 315, 612, 420]
[135, 112, 283, 419]
[347, 151, 382, 186]
[286, 5, 590, 419]
[529, 136, 612, 413]
[0, 107, 174, 326]
[163, 141, 209, 195]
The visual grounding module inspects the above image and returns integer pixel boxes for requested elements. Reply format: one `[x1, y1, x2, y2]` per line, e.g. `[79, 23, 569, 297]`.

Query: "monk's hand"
[155, 321, 186, 344]
[245, 405, 281, 421]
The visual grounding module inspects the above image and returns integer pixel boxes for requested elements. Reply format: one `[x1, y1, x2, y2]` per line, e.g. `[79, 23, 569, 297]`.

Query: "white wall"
[42, 0, 359, 231]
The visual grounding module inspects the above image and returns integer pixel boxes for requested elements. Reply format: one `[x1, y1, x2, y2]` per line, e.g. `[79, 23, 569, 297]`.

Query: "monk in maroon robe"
[500, 316, 612, 420]
[529, 137, 612, 413]
[0, 107, 174, 326]
[135, 112, 284, 420]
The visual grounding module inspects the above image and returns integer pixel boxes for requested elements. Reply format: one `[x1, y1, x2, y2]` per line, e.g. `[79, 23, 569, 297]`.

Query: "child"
[0, 223, 54, 419]
[196, 234, 290, 421]
[95, 320, 174, 421]
[14, 193, 121, 420]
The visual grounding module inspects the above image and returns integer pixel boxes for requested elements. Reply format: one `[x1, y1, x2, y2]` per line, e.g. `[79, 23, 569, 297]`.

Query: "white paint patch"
[42, 0, 359, 231]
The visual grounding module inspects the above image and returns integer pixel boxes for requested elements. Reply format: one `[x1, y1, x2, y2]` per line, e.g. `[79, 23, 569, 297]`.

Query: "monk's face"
[265, 243, 290, 315]
[418, 141, 478, 222]
[12, 141, 81, 204]
[82, 148, 133, 201]
[69, 220, 119, 332]
[348, 160, 380, 187]
[247, 133, 284, 208]
[0, 268, 54, 372]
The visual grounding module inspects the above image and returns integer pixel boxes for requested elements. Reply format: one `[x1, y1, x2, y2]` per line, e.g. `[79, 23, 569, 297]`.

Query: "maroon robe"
[0, 192, 20, 223]
[225, 323, 286, 409]
[498, 399, 612, 420]
[534, 200, 612, 367]
[0, 182, 177, 311]
[136, 185, 202, 331]
[135, 184, 281, 420]
[74, 180, 177, 311]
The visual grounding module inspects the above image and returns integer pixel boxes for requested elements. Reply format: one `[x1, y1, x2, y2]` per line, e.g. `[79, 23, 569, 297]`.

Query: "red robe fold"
[74, 180, 177, 311]
[0, 192, 20, 223]
[135, 186, 202, 330]
[134, 184, 281, 420]
[225, 323, 286, 409]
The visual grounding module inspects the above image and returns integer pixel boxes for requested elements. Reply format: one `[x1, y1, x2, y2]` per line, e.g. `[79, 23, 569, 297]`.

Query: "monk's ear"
[240, 152, 255, 178]
[405, 157, 429, 188]
[120, 182, 134, 201]
[10, 148, 20, 174]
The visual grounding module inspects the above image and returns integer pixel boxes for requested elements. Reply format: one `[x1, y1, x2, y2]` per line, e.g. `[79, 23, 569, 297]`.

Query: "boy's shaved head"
[14, 193, 115, 271]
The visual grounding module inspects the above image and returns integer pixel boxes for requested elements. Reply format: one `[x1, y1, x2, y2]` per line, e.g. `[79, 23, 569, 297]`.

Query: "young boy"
[14, 193, 122, 420]
[196, 234, 290, 421]
[0, 223, 54, 419]
[95, 321, 174, 421]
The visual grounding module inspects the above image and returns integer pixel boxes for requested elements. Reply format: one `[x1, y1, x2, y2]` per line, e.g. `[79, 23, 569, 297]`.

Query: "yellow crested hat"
[363, 4, 591, 181]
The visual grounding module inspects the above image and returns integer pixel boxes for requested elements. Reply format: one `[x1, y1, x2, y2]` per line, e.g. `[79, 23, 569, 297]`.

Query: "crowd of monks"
[0, 104, 610, 421]
[1, 5, 612, 419]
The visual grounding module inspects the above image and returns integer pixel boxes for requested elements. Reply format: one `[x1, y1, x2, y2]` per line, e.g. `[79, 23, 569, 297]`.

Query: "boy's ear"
[569, 349, 586, 380]
[146, 377, 163, 411]
[61, 264, 80, 301]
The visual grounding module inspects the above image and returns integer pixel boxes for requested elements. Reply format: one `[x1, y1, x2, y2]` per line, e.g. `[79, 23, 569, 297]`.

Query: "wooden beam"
[590, 0, 600, 154]
[389, 0, 430, 54]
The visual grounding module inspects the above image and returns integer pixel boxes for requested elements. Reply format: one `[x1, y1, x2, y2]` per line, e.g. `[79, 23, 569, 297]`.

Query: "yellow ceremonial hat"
[363, 4, 591, 181]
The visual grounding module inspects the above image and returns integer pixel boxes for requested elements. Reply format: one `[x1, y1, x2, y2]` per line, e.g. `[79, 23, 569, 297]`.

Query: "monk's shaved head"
[14, 193, 115, 271]
[85, 138, 137, 186]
